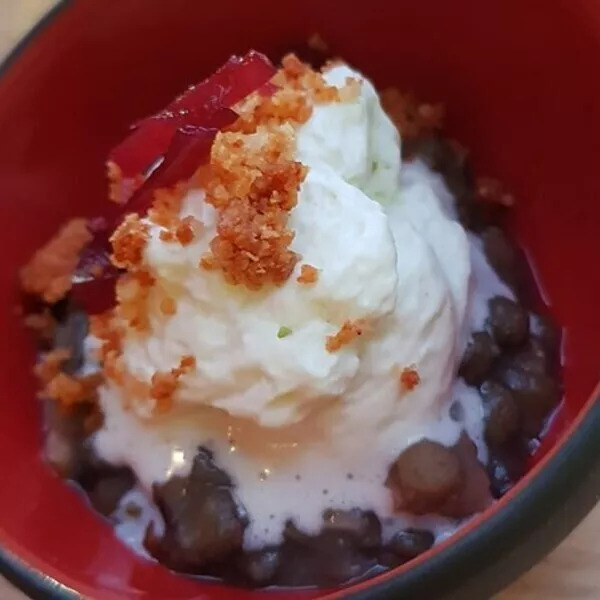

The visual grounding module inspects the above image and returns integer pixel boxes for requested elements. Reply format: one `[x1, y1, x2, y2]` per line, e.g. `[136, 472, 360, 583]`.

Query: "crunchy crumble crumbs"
[297, 264, 319, 284]
[159, 229, 175, 242]
[326, 319, 369, 353]
[231, 88, 313, 133]
[45, 372, 103, 409]
[202, 126, 307, 289]
[160, 215, 202, 246]
[231, 54, 358, 136]
[115, 270, 155, 331]
[150, 355, 196, 413]
[110, 214, 149, 270]
[35, 348, 103, 410]
[20, 218, 92, 304]
[160, 296, 177, 316]
[148, 186, 186, 227]
[175, 216, 200, 245]
[107, 161, 143, 205]
[399, 366, 420, 392]
[381, 88, 444, 141]
[273, 53, 356, 104]
[90, 310, 122, 359]
[199, 253, 218, 271]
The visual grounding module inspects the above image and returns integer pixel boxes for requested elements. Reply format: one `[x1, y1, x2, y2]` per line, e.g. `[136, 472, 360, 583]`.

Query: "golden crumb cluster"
[114, 269, 155, 331]
[35, 348, 102, 410]
[20, 218, 92, 304]
[202, 127, 307, 289]
[159, 215, 202, 246]
[326, 319, 369, 353]
[150, 355, 196, 413]
[399, 366, 420, 392]
[110, 214, 149, 270]
[107, 162, 144, 206]
[149, 184, 205, 246]
[274, 54, 360, 104]
[297, 264, 319, 284]
[380, 88, 445, 141]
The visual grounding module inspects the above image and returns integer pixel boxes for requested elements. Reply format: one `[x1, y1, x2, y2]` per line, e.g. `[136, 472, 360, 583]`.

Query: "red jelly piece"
[126, 124, 225, 216]
[169, 50, 276, 114]
[77, 52, 276, 314]
[109, 51, 275, 182]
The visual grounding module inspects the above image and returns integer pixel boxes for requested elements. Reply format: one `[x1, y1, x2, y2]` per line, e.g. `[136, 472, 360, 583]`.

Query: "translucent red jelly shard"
[126, 124, 226, 216]
[109, 51, 275, 181]
[169, 50, 276, 113]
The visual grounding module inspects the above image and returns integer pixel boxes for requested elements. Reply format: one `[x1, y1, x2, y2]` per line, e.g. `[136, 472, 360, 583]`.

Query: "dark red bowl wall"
[0, 1, 599, 598]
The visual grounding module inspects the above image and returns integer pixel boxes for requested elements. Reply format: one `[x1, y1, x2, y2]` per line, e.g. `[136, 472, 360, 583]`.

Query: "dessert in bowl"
[1, 1, 600, 599]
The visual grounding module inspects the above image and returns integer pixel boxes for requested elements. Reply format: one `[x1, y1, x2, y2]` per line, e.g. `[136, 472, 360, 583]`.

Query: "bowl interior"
[0, 1, 599, 598]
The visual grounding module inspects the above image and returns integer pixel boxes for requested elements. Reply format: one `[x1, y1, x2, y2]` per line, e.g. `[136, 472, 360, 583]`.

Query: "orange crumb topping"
[20, 218, 92, 304]
[160, 296, 177, 315]
[475, 177, 515, 207]
[399, 366, 421, 392]
[90, 310, 123, 360]
[230, 84, 314, 135]
[107, 161, 144, 205]
[115, 270, 155, 331]
[277, 54, 344, 104]
[202, 127, 307, 289]
[35, 348, 102, 410]
[297, 264, 319, 284]
[110, 214, 149, 270]
[175, 216, 199, 245]
[150, 355, 196, 414]
[159, 230, 174, 242]
[148, 186, 186, 227]
[381, 88, 445, 140]
[326, 319, 369, 353]
[179, 355, 196, 371]
[46, 372, 103, 409]
[156, 215, 202, 246]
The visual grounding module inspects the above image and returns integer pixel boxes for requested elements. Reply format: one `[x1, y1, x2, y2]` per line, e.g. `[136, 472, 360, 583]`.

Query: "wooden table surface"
[1, 1, 599, 598]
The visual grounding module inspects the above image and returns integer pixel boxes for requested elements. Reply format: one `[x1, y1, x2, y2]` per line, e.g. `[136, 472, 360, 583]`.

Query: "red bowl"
[1, 1, 600, 598]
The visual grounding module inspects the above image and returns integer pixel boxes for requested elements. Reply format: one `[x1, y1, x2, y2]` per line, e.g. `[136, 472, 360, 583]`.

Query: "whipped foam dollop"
[94, 65, 506, 549]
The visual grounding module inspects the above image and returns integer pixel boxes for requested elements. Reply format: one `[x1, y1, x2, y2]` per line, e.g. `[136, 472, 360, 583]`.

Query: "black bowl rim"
[1, 3, 599, 599]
